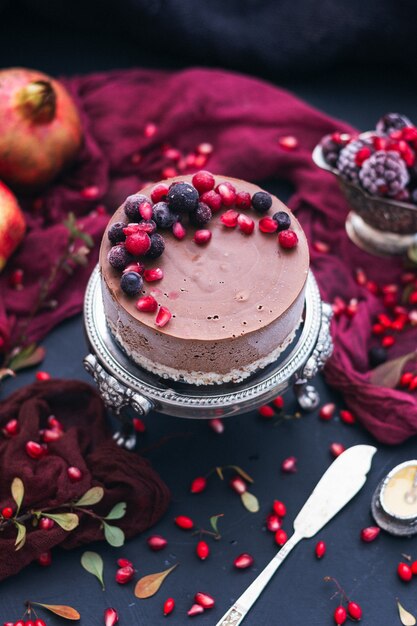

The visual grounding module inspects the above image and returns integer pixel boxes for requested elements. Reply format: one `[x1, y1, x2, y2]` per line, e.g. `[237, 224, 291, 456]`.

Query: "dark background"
[1, 2, 417, 625]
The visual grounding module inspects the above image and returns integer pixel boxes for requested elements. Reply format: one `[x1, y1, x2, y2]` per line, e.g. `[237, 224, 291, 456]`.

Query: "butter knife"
[215, 444, 377, 626]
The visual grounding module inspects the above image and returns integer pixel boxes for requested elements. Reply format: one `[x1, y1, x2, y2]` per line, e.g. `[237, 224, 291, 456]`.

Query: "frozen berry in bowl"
[120, 271, 144, 296]
[251, 191, 272, 214]
[108, 245, 133, 270]
[152, 202, 178, 228]
[319, 132, 351, 167]
[108, 221, 127, 244]
[124, 194, 149, 220]
[376, 112, 412, 134]
[147, 233, 166, 259]
[359, 150, 409, 197]
[190, 202, 212, 225]
[337, 139, 373, 184]
[273, 211, 291, 231]
[167, 182, 199, 213]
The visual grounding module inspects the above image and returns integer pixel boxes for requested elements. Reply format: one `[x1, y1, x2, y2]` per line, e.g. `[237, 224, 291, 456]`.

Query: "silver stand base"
[346, 212, 417, 257]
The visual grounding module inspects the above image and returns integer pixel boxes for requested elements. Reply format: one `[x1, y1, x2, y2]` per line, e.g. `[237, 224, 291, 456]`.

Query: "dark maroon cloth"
[0, 68, 416, 444]
[0, 380, 170, 581]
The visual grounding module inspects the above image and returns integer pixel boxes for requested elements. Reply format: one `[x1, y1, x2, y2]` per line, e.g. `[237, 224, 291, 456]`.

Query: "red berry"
[47, 415, 63, 430]
[216, 182, 236, 206]
[382, 335, 395, 348]
[258, 216, 278, 233]
[372, 323, 385, 336]
[281, 456, 297, 473]
[138, 201, 153, 220]
[278, 135, 298, 150]
[37, 551, 52, 566]
[340, 410, 356, 425]
[116, 565, 134, 584]
[41, 428, 63, 443]
[402, 372, 417, 387]
[132, 417, 146, 433]
[67, 466, 83, 482]
[9, 268, 24, 289]
[346, 299, 358, 318]
[136, 295, 158, 313]
[272, 500, 287, 517]
[334, 606, 347, 624]
[125, 231, 151, 256]
[195, 592, 215, 609]
[162, 166, 178, 179]
[144, 268, 164, 282]
[35, 371, 51, 381]
[398, 562, 413, 582]
[26, 441, 46, 459]
[155, 306, 172, 328]
[332, 297, 346, 318]
[196, 142, 213, 155]
[411, 560, 417, 575]
[104, 607, 119, 626]
[330, 443, 345, 458]
[174, 515, 194, 530]
[4, 622, 14, 626]
[192, 170, 215, 193]
[200, 190, 222, 212]
[275, 529, 288, 546]
[151, 183, 169, 203]
[360, 526, 380, 542]
[229, 475, 247, 495]
[355, 268, 367, 285]
[278, 230, 298, 249]
[220, 209, 239, 228]
[319, 403, 335, 421]
[163, 598, 175, 616]
[13, 622, 25, 626]
[144, 122, 157, 138]
[1, 507, 13, 519]
[117, 558, 133, 568]
[194, 229, 212, 245]
[190, 477, 207, 493]
[196, 540, 210, 560]
[39, 517, 54, 530]
[164, 148, 181, 161]
[195, 154, 208, 168]
[187, 604, 204, 616]
[81, 185, 100, 199]
[35, 621, 47, 626]
[266, 514, 281, 532]
[237, 213, 255, 234]
[347, 601, 362, 620]
[377, 313, 392, 328]
[258, 405, 274, 418]
[313, 241, 330, 253]
[234, 553, 254, 569]
[235, 191, 251, 210]
[273, 396, 284, 409]
[172, 221, 187, 240]
[3, 419, 19, 436]
[25, 621, 35, 626]
[147, 535, 168, 551]
[208, 418, 224, 434]
[315, 540, 326, 559]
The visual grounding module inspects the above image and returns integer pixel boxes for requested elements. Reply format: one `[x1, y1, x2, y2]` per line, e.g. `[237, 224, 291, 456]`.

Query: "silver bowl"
[312, 138, 417, 256]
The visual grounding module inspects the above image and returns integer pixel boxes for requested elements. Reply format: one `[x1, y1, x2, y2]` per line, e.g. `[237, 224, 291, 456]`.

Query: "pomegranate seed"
[354, 147, 372, 166]
[133, 417, 146, 433]
[398, 562, 413, 582]
[39, 517, 54, 530]
[187, 604, 204, 616]
[409, 310, 417, 326]
[162, 167, 178, 179]
[174, 515, 194, 530]
[355, 268, 367, 285]
[67, 466, 82, 482]
[402, 272, 416, 284]
[209, 418, 224, 434]
[196, 540, 210, 560]
[190, 477, 207, 493]
[144, 268, 164, 282]
[26, 441, 46, 459]
[383, 293, 398, 309]
[172, 221, 187, 240]
[237, 213, 255, 234]
[409, 376, 417, 391]
[163, 598, 175, 616]
[104, 608, 119, 626]
[123, 263, 145, 280]
[382, 335, 395, 348]
[278, 135, 298, 150]
[155, 306, 172, 328]
[234, 553, 254, 569]
[235, 191, 251, 210]
[347, 602, 362, 620]
[195, 592, 215, 609]
[273, 396, 284, 409]
[147, 535, 168, 551]
[382, 283, 398, 295]
[340, 410, 356, 425]
[192, 170, 215, 193]
[116, 565, 134, 584]
[47, 415, 63, 430]
[185, 154, 196, 168]
[346, 299, 358, 318]
[278, 230, 298, 249]
[194, 154, 208, 169]
[281, 456, 297, 473]
[315, 540, 326, 559]
[391, 318, 406, 332]
[377, 313, 392, 328]
[332, 297, 346, 317]
[259, 216, 278, 233]
[200, 190, 222, 212]
[151, 183, 169, 203]
[275, 529, 288, 546]
[216, 182, 236, 206]
[35, 371, 51, 381]
[81, 186, 100, 199]
[37, 551, 52, 566]
[144, 122, 157, 138]
[258, 405, 274, 418]
[272, 500, 287, 517]
[194, 229, 212, 245]
[139, 201, 153, 220]
[313, 241, 330, 253]
[117, 558, 133, 568]
[410, 291, 417, 305]
[330, 442, 345, 457]
[319, 403, 335, 421]
[136, 295, 158, 313]
[125, 231, 151, 256]
[1, 507, 13, 519]
[164, 148, 181, 161]
[373, 136, 388, 150]
[196, 142, 213, 155]
[411, 560, 417, 575]
[400, 372, 414, 387]
[360, 526, 380, 542]
[3, 419, 19, 436]
[9, 268, 24, 289]
[372, 323, 385, 335]
[229, 475, 247, 495]
[334, 606, 347, 625]
[266, 514, 281, 532]
[220, 209, 239, 228]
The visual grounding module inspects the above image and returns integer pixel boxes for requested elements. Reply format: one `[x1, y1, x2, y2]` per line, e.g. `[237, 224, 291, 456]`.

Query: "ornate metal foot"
[293, 380, 320, 410]
[113, 422, 137, 450]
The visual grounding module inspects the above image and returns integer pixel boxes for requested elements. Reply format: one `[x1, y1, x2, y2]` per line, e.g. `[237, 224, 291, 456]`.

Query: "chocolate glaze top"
[100, 175, 309, 341]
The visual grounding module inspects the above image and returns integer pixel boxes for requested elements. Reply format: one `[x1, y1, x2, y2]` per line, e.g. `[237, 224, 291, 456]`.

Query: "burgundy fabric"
[0, 380, 170, 581]
[0, 67, 415, 444]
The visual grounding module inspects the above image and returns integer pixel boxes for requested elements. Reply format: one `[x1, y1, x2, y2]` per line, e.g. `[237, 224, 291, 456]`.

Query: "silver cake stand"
[83, 267, 333, 447]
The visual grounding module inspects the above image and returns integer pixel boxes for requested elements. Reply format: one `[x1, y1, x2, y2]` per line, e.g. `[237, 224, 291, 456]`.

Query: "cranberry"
[237, 214, 255, 234]
[67, 466, 83, 482]
[229, 475, 247, 495]
[163, 598, 175, 616]
[411, 560, 417, 575]
[216, 182, 236, 206]
[319, 403, 335, 421]
[273, 396, 284, 409]
[104, 607, 119, 626]
[196, 540, 210, 560]
[382, 335, 395, 348]
[200, 190, 222, 212]
[147, 535, 168, 551]
[151, 183, 169, 203]
[116, 565, 134, 584]
[136, 295, 158, 313]
[334, 606, 347, 624]
[347, 601, 362, 620]
[258, 405, 274, 418]
[187, 604, 204, 616]
[259, 216, 278, 233]
[281, 456, 297, 473]
[220, 209, 239, 228]
[272, 500, 287, 517]
[330, 443, 345, 458]
[1, 507, 13, 519]
[35, 371, 51, 381]
[275, 529, 288, 546]
[37, 551, 52, 566]
[190, 477, 207, 493]
[193, 229, 212, 245]
[195, 592, 215, 609]
[401, 372, 414, 387]
[360, 526, 380, 542]
[192, 170, 215, 193]
[155, 306, 172, 328]
[315, 540, 326, 559]
[278, 230, 298, 249]
[235, 191, 251, 210]
[398, 562, 413, 582]
[174, 515, 194, 530]
[278, 135, 298, 150]
[233, 553, 254, 569]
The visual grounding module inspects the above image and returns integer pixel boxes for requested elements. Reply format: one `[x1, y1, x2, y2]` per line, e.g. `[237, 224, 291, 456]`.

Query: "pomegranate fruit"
[0, 181, 26, 270]
[0, 67, 83, 189]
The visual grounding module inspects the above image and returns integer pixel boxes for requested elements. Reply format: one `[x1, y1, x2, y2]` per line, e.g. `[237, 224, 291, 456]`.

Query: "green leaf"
[209, 513, 224, 538]
[14, 522, 26, 551]
[103, 522, 125, 547]
[76, 231, 94, 248]
[43, 513, 79, 531]
[11, 477, 24, 515]
[104, 502, 127, 520]
[81, 551, 105, 590]
[241, 491, 260, 513]
[370, 351, 417, 388]
[74, 486, 104, 507]
[8, 343, 46, 372]
[229, 465, 254, 484]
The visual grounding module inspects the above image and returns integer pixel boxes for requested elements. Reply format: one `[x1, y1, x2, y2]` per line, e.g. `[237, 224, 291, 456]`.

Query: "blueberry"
[108, 221, 127, 244]
[120, 271, 143, 296]
[251, 191, 272, 214]
[272, 211, 291, 231]
[107, 245, 133, 270]
[124, 194, 149, 220]
[376, 112, 412, 134]
[167, 182, 199, 213]
[152, 202, 178, 228]
[147, 233, 165, 259]
[368, 346, 388, 367]
[190, 202, 212, 225]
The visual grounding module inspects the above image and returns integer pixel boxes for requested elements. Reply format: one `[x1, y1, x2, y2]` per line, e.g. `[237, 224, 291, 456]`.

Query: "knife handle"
[215, 531, 302, 626]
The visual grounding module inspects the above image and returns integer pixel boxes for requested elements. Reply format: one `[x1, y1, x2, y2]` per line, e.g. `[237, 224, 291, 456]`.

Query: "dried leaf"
[43, 512, 79, 531]
[8, 344, 46, 372]
[32, 602, 81, 620]
[229, 465, 254, 484]
[215, 466, 224, 481]
[134, 564, 178, 599]
[104, 502, 127, 520]
[370, 351, 417, 388]
[74, 486, 104, 506]
[81, 551, 105, 590]
[241, 491, 260, 513]
[14, 522, 26, 551]
[11, 477, 24, 514]
[408, 244, 417, 265]
[402, 283, 415, 305]
[209, 513, 224, 538]
[103, 522, 125, 547]
[0, 368, 15, 381]
[397, 600, 416, 625]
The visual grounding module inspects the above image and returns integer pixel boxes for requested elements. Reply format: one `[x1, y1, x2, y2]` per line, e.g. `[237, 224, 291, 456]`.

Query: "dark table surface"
[1, 10, 417, 626]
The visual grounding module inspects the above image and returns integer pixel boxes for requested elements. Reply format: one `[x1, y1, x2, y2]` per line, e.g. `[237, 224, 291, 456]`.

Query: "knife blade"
[215, 444, 377, 626]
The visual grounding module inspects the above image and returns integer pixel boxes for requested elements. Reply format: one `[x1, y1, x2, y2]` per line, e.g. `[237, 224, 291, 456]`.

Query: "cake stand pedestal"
[83, 267, 333, 448]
